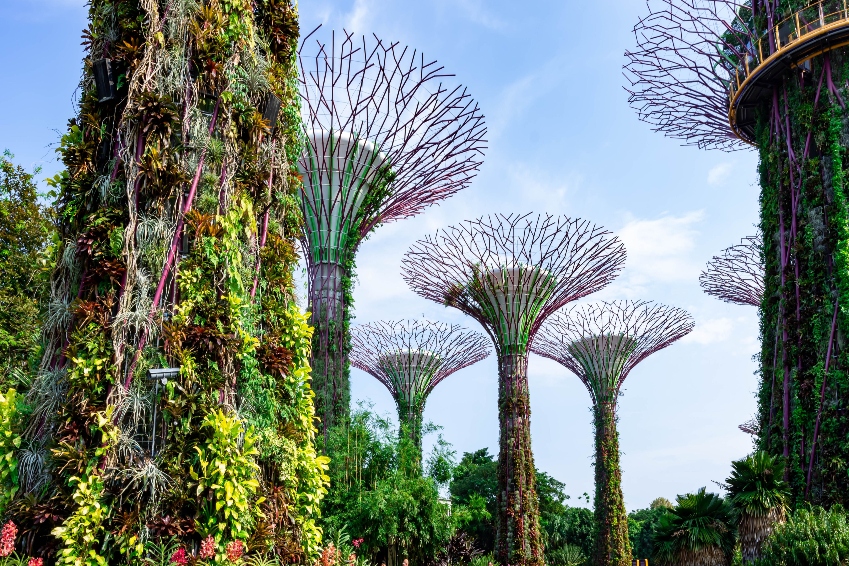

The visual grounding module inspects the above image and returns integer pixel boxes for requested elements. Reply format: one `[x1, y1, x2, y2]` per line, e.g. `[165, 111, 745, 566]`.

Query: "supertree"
[350, 319, 490, 454]
[700, 236, 770, 439]
[625, 0, 849, 504]
[297, 30, 487, 435]
[0, 1, 328, 562]
[700, 235, 765, 307]
[532, 301, 694, 566]
[401, 213, 627, 566]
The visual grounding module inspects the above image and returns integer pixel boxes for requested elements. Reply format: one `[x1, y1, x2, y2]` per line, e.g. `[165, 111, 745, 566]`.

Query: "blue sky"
[0, 0, 762, 510]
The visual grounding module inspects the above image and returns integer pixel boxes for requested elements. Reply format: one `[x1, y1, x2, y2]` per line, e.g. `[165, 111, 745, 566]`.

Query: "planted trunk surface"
[495, 354, 543, 566]
[593, 402, 632, 566]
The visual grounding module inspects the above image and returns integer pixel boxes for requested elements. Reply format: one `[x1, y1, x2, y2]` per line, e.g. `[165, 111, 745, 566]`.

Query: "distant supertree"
[350, 319, 490, 453]
[402, 213, 626, 566]
[700, 236, 765, 307]
[532, 301, 694, 566]
[700, 236, 768, 440]
[625, 0, 849, 504]
[297, 30, 487, 434]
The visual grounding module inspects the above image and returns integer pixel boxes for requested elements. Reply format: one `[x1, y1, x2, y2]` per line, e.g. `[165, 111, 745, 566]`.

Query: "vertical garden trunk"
[495, 353, 543, 566]
[755, 52, 849, 506]
[592, 401, 632, 566]
[396, 397, 425, 456]
[310, 260, 351, 437]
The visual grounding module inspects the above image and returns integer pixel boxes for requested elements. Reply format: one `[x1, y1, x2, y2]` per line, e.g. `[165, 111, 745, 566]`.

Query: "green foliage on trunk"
[754, 49, 849, 506]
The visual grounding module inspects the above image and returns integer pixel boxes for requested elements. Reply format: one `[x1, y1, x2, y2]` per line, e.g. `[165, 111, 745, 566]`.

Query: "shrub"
[755, 505, 849, 565]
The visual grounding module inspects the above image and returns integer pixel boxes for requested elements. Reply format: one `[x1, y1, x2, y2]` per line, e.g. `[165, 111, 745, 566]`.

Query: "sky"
[0, 0, 762, 510]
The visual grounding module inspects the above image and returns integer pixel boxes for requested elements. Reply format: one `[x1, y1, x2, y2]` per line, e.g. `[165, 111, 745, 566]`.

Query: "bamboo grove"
[0, 0, 330, 563]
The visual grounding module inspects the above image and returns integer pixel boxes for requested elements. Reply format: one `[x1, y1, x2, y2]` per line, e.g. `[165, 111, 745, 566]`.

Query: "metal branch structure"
[532, 301, 694, 566]
[350, 319, 490, 453]
[402, 213, 626, 566]
[297, 29, 487, 434]
[626, 0, 849, 506]
[625, 0, 750, 150]
[700, 235, 765, 307]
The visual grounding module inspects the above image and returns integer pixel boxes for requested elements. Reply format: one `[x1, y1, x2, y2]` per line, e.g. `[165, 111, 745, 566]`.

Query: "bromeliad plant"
[4, 0, 328, 563]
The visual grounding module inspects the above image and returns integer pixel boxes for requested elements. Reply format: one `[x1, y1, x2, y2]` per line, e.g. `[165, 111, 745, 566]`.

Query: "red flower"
[352, 538, 364, 549]
[225, 540, 244, 562]
[27, 559, 43, 566]
[170, 548, 189, 565]
[199, 536, 216, 560]
[0, 521, 17, 557]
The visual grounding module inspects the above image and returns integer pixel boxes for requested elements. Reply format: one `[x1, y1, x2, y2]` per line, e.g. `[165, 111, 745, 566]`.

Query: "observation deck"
[729, 0, 849, 143]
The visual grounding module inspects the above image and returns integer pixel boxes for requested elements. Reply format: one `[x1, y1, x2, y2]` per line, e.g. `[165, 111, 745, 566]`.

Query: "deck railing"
[728, 0, 849, 100]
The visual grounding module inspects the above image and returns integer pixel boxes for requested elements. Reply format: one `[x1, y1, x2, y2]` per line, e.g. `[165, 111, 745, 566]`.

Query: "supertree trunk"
[309, 260, 351, 435]
[495, 353, 543, 566]
[624, 0, 849, 507]
[592, 402, 632, 566]
[754, 52, 849, 505]
[396, 396, 425, 454]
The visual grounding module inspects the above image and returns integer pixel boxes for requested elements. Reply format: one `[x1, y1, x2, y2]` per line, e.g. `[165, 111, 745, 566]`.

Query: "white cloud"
[345, 0, 372, 33]
[708, 162, 733, 186]
[682, 317, 734, 345]
[454, 0, 506, 30]
[616, 211, 705, 284]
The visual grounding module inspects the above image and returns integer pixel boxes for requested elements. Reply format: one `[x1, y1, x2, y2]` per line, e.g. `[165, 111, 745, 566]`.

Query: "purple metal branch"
[806, 297, 840, 496]
[123, 98, 221, 389]
[350, 319, 490, 404]
[400, 213, 627, 346]
[700, 235, 764, 307]
[531, 300, 694, 402]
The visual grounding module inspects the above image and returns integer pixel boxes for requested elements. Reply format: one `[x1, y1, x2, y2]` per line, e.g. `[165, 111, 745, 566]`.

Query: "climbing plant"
[753, 47, 849, 507]
[3, 0, 328, 563]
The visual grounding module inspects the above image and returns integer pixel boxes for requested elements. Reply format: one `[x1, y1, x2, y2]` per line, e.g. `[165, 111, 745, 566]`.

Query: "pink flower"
[225, 540, 244, 562]
[170, 548, 188, 565]
[27, 559, 43, 566]
[352, 538, 363, 549]
[0, 521, 17, 557]
[199, 536, 216, 560]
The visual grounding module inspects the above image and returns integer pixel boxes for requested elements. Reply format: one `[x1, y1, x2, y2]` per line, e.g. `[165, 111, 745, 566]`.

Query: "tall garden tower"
[401, 213, 626, 566]
[532, 301, 694, 566]
[350, 319, 490, 456]
[626, 0, 849, 505]
[297, 31, 487, 434]
[3, 1, 329, 563]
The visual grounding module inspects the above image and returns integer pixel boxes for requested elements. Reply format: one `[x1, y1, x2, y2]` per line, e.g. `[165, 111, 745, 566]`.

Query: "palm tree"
[726, 451, 789, 563]
[653, 488, 736, 566]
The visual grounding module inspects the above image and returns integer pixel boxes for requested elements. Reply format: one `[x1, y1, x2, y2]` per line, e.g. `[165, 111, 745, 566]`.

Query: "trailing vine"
[754, 49, 849, 506]
[2, 0, 328, 563]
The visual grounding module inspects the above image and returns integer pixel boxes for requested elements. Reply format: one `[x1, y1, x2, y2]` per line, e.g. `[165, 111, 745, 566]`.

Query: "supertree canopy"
[297, 30, 487, 436]
[402, 213, 626, 566]
[626, 0, 849, 505]
[700, 236, 766, 438]
[532, 301, 694, 566]
[350, 319, 490, 453]
[701, 235, 765, 307]
[0, 1, 330, 563]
